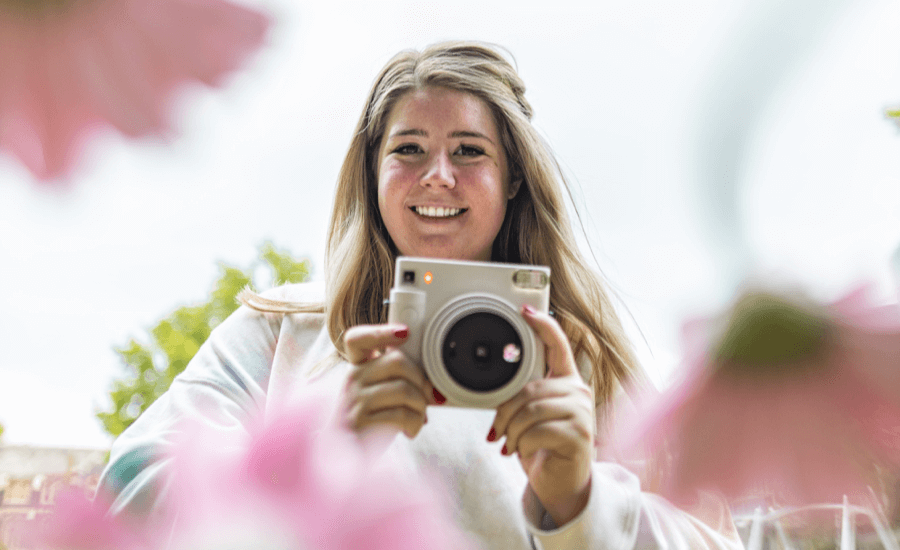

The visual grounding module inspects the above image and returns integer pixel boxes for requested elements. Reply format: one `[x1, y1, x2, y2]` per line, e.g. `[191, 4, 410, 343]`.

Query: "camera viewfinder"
[513, 270, 549, 290]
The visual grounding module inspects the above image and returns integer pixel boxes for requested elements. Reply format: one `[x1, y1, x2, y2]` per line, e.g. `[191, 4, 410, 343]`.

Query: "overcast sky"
[1, 0, 898, 449]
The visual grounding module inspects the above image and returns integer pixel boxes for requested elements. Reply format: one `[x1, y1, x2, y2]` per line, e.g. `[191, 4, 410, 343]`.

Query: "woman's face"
[376, 86, 517, 262]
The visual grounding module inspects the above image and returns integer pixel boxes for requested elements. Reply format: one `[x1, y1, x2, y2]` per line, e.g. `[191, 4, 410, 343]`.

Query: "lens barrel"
[442, 311, 522, 392]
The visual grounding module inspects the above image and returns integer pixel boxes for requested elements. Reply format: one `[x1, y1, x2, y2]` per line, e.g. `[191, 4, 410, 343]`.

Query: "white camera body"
[387, 257, 551, 408]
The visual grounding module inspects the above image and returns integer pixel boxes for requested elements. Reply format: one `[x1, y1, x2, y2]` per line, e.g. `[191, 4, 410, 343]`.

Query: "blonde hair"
[241, 41, 652, 418]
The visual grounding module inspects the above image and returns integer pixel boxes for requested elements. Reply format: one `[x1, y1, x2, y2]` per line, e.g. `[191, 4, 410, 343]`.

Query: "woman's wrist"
[541, 476, 592, 527]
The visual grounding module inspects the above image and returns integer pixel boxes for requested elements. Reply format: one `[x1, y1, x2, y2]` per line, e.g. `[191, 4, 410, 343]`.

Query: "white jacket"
[98, 282, 744, 550]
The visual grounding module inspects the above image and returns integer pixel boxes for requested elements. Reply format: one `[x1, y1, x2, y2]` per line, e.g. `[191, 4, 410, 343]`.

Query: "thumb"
[521, 305, 577, 378]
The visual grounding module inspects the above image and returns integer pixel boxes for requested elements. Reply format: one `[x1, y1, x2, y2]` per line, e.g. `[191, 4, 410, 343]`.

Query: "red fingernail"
[433, 388, 446, 405]
[394, 328, 409, 338]
[487, 427, 496, 442]
[522, 304, 536, 315]
[501, 444, 508, 455]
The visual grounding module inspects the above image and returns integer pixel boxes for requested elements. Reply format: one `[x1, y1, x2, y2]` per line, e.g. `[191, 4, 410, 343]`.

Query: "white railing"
[738, 495, 899, 550]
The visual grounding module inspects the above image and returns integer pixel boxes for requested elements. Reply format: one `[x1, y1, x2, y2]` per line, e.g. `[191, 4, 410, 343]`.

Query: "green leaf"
[97, 243, 310, 438]
[260, 241, 309, 286]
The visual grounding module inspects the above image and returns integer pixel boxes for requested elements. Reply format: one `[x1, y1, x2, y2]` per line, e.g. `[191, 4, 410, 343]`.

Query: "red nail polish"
[501, 444, 508, 455]
[433, 388, 446, 405]
[394, 328, 409, 339]
[522, 304, 536, 315]
[487, 427, 496, 442]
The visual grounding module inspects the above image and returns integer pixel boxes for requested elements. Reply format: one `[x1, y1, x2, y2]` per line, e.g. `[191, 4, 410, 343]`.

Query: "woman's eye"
[393, 144, 422, 155]
[456, 145, 485, 157]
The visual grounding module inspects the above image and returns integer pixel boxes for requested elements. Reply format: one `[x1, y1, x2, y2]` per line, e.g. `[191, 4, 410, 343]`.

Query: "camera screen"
[442, 312, 522, 392]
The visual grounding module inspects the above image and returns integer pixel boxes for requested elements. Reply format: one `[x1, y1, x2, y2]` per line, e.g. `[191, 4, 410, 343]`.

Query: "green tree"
[96, 242, 309, 438]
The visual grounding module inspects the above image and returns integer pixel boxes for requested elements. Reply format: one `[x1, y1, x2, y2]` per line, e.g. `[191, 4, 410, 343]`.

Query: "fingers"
[343, 323, 410, 364]
[501, 397, 593, 457]
[349, 377, 430, 418]
[492, 380, 593, 454]
[348, 348, 429, 394]
[491, 378, 592, 441]
[521, 305, 577, 378]
[343, 324, 436, 439]
[501, 397, 574, 455]
[349, 408, 428, 439]
[344, 358, 431, 438]
[346, 380, 429, 439]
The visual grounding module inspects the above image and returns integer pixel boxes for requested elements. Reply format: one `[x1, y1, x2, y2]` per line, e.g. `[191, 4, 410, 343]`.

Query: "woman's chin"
[400, 244, 490, 262]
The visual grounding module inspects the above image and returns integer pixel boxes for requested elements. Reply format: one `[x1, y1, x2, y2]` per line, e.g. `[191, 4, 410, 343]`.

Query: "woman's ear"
[507, 179, 522, 199]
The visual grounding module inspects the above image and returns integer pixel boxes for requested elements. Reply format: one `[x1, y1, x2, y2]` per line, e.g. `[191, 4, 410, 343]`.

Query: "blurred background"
[0, 0, 898, 449]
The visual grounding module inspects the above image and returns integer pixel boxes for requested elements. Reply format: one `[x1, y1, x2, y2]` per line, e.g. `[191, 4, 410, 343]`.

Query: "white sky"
[1, 0, 898, 449]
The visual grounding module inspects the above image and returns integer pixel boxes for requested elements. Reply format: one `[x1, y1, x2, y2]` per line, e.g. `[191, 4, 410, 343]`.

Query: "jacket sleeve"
[523, 462, 744, 550]
[95, 302, 281, 520]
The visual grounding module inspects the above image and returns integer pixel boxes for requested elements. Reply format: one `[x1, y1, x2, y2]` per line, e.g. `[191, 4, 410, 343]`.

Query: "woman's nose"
[420, 151, 455, 189]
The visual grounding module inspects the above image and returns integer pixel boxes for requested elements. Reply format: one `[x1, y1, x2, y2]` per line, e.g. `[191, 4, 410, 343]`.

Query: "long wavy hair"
[240, 41, 652, 421]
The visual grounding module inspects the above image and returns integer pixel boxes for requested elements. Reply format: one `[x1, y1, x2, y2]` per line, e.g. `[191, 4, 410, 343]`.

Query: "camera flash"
[424, 271, 434, 284]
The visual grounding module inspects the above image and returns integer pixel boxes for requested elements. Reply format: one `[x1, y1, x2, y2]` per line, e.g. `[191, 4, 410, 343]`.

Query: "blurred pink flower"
[0, 0, 270, 181]
[24, 486, 151, 550]
[616, 285, 900, 508]
[34, 396, 476, 550]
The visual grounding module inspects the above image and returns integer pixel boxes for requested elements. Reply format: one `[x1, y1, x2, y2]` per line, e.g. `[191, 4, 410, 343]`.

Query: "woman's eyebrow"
[390, 128, 428, 138]
[450, 130, 495, 144]
[387, 128, 495, 145]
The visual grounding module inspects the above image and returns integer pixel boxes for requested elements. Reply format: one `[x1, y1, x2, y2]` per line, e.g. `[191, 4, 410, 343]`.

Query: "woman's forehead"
[383, 87, 500, 142]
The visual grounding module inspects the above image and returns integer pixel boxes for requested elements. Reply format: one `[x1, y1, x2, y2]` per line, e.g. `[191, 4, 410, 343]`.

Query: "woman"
[98, 41, 742, 549]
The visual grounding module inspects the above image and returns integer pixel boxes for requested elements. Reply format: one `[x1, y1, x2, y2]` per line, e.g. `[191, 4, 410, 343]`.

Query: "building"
[0, 445, 107, 550]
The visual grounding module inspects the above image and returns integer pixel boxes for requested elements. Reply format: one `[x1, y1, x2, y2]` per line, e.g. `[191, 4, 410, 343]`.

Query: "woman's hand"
[489, 305, 595, 526]
[342, 324, 437, 439]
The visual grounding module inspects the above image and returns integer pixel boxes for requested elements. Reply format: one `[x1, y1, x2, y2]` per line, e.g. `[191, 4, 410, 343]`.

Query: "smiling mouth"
[410, 206, 468, 219]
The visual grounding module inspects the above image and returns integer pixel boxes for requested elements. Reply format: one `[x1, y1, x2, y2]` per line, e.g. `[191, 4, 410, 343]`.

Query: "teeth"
[415, 206, 463, 218]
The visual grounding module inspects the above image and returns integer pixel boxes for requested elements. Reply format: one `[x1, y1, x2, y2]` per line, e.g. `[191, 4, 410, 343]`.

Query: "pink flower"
[23, 486, 150, 550]
[163, 399, 476, 550]
[33, 395, 476, 550]
[0, 0, 270, 182]
[616, 285, 900, 507]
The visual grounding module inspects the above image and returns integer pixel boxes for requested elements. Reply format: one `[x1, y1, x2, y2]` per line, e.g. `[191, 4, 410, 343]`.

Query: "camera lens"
[473, 342, 491, 362]
[442, 312, 522, 392]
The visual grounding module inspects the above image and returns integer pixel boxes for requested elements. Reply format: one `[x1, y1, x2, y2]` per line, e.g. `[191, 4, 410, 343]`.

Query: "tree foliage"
[887, 107, 900, 128]
[96, 242, 309, 438]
